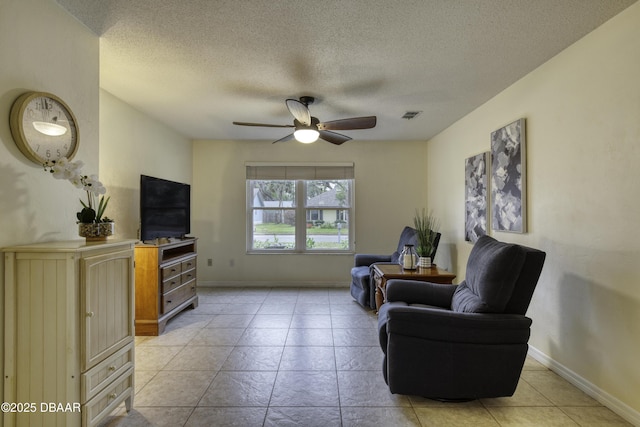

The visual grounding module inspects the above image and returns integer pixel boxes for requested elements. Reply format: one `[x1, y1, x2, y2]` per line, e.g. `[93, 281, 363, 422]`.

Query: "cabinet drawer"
[162, 275, 182, 294]
[161, 262, 182, 281]
[83, 367, 133, 427]
[161, 282, 197, 314]
[181, 268, 196, 285]
[82, 341, 134, 403]
[181, 257, 196, 272]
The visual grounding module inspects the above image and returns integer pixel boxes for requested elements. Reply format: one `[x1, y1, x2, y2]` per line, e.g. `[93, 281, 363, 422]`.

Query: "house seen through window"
[246, 164, 354, 253]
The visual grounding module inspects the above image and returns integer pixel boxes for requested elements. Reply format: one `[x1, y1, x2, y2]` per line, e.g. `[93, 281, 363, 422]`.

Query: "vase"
[418, 256, 432, 268]
[399, 244, 418, 270]
[78, 222, 115, 242]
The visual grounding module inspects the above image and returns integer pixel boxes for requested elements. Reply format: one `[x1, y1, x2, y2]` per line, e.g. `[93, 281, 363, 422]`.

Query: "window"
[307, 209, 323, 222]
[246, 164, 354, 253]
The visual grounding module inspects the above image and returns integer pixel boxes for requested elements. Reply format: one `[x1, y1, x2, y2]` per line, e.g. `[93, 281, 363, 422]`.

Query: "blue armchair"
[378, 235, 546, 400]
[350, 226, 440, 309]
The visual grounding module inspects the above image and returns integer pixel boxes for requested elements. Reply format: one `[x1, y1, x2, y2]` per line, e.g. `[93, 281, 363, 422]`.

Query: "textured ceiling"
[55, 0, 636, 142]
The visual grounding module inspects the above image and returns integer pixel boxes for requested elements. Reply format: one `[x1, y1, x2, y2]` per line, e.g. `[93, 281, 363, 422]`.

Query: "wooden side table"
[372, 263, 456, 311]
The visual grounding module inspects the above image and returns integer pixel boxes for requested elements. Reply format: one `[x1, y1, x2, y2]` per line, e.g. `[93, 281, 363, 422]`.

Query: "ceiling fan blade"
[285, 99, 311, 126]
[318, 130, 352, 145]
[272, 133, 295, 144]
[233, 121, 294, 128]
[317, 116, 377, 131]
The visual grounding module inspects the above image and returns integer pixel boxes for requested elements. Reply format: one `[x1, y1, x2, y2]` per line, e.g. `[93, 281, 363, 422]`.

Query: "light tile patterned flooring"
[101, 287, 631, 426]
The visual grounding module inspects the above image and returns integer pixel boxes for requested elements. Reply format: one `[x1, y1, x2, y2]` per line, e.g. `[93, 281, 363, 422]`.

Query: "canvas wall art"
[491, 118, 526, 233]
[465, 152, 489, 242]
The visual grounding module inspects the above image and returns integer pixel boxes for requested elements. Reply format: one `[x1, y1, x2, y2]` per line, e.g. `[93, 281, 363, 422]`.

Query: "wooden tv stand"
[134, 238, 198, 335]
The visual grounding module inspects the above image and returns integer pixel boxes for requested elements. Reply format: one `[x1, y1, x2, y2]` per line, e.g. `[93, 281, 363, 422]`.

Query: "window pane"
[252, 209, 296, 249]
[306, 209, 349, 250]
[250, 180, 295, 207]
[305, 180, 350, 208]
[247, 177, 352, 253]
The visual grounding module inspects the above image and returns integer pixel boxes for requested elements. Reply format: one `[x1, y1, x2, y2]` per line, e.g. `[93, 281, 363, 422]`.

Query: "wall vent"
[402, 111, 422, 120]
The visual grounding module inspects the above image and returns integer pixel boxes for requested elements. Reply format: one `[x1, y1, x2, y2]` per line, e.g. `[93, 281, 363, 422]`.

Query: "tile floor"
[101, 287, 631, 427]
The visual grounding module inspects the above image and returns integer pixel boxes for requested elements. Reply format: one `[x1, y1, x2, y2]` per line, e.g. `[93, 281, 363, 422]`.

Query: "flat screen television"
[140, 175, 191, 242]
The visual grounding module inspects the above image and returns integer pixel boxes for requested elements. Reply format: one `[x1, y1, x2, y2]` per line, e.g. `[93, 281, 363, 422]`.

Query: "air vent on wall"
[402, 111, 422, 120]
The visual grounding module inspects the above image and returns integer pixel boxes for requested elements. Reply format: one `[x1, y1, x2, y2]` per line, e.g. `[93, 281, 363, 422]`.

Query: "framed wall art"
[465, 152, 489, 242]
[491, 118, 526, 233]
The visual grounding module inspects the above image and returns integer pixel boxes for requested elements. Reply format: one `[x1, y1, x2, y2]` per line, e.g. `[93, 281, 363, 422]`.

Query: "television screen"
[140, 175, 191, 241]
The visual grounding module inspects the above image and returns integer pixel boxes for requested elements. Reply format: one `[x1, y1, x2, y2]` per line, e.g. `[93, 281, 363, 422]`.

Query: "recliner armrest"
[386, 279, 457, 308]
[380, 303, 532, 344]
[354, 254, 392, 267]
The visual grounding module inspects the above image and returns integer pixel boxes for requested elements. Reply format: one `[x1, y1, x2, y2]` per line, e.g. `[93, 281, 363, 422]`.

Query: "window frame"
[247, 178, 354, 254]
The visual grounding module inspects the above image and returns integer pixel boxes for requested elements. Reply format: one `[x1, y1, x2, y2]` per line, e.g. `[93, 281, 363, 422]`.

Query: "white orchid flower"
[44, 158, 111, 222]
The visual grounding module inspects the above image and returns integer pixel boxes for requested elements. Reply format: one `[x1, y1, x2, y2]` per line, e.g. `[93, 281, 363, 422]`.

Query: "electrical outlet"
[207, 258, 212, 267]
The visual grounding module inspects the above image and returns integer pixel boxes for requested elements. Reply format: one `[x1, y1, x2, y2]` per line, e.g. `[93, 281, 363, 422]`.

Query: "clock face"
[9, 92, 79, 165]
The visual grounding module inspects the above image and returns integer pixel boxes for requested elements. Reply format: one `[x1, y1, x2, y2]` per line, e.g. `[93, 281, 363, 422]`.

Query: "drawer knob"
[108, 365, 116, 371]
[108, 393, 117, 399]
[86, 311, 94, 318]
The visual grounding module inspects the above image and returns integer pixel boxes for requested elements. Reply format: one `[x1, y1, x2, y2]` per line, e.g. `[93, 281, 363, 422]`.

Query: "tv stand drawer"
[161, 281, 197, 314]
[161, 262, 182, 281]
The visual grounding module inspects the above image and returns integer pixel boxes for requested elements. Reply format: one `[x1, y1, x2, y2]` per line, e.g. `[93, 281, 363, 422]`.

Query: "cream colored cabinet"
[3, 240, 136, 427]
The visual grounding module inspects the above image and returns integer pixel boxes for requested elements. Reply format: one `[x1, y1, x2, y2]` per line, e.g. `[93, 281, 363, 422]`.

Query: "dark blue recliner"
[378, 235, 545, 400]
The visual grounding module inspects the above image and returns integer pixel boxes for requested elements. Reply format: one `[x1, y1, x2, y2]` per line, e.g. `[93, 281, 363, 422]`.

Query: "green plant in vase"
[413, 208, 440, 267]
[46, 157, 114, 240]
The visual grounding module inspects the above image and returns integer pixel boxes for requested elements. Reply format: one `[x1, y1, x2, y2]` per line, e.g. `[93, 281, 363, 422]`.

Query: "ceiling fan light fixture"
[233, 96, 377, 145]
[294, 128, 319, 143]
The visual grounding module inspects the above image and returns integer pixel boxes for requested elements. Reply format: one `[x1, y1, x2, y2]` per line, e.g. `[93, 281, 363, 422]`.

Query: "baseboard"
[528, 346, 640, 426]
[198, 280, 350, 288]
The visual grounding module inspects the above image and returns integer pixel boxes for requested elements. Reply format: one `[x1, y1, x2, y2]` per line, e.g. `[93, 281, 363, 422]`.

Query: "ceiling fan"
[232, 96, 376, 145]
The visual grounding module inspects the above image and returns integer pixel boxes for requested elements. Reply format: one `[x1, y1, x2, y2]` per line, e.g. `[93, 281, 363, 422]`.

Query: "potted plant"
[46, 157, 114, 241]
[413, 208, 440, 268]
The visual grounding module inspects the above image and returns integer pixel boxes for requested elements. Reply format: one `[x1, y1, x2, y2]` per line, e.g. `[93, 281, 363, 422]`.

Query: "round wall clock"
[9, 91, 79, 165]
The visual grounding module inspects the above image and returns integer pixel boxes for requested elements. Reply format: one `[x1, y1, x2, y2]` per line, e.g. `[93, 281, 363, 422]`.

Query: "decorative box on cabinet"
[134, 238, 198, 335]
[3, 240, 136, 427]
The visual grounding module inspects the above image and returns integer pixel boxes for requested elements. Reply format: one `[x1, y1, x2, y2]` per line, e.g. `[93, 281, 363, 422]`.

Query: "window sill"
[246, 250, 354, 256]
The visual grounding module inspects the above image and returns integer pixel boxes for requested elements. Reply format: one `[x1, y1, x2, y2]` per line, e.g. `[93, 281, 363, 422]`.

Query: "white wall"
[0, 4, 193, 250]
[99, 89, 192, 239]
[427, 3, 640, 422]
[0, 0, 99, 245]
[192, 139, 429, 285]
